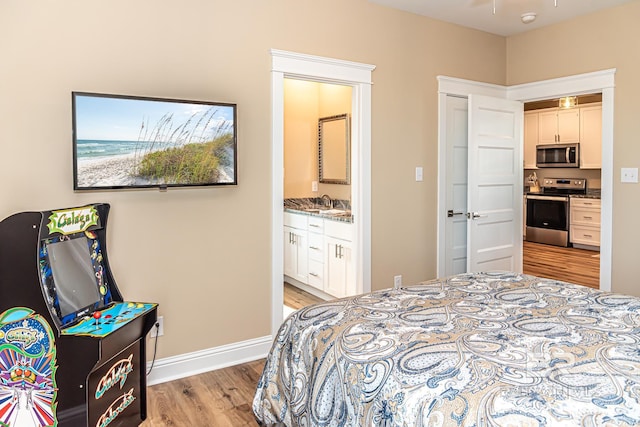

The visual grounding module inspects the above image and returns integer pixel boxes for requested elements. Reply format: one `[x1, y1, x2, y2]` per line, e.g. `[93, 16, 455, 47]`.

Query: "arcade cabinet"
[0, 203, 157, 426]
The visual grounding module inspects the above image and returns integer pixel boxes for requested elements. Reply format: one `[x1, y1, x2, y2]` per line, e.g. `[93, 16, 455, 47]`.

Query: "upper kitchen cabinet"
[579, 103, 602, 169]
[523, 101, 602, 170]
[523, 111, 539, 169]
[538, 108, 580, 144]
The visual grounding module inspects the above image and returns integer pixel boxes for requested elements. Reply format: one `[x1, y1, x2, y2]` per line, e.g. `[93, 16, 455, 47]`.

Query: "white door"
[467, 94, 523, 272]
[444, 96, 469, 276]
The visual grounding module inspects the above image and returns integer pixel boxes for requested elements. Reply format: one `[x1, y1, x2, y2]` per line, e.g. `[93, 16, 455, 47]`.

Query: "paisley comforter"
[253, 272, 640, 426]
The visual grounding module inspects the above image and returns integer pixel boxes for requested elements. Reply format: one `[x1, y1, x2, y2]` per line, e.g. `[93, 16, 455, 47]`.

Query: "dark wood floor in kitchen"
[523, 240, 600, 289]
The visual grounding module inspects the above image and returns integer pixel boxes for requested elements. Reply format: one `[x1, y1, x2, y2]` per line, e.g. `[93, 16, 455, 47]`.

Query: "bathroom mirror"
[318, 114, 350, 185]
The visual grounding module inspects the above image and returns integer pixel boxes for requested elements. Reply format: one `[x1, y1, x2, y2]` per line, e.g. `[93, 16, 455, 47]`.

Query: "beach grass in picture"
[72, 92, 237, 190]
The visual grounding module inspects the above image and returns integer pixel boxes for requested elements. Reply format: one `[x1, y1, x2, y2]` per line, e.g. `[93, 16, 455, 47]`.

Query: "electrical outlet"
[150, 316, 164, 337]
[393, 275, 402, 289]
[312, 181, 319, 192]
[621, 167, 638, 183]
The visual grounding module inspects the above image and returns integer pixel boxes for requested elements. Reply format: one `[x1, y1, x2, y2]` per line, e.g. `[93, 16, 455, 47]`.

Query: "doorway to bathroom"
[282, 78, 353, 316]
[270, 49, 375, 335]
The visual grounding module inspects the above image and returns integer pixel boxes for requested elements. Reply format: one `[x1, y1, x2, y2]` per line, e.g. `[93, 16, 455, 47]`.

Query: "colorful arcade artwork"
[0, 308, 57, 427]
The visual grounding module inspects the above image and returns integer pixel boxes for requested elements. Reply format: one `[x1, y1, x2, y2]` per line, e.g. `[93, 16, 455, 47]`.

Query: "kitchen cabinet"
[579, 103, 602, 169]
[284, 212, 308, 283]
[538, 108, 580, 144]
[523, 111, 539, 169]
[570, 198, 601, 248]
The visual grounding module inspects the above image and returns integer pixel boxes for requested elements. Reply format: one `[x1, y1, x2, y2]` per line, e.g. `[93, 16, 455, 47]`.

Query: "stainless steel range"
[526, 177, 586, 247]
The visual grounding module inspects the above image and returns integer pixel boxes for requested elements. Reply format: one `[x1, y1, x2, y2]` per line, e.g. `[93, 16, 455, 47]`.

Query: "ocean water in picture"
[76, 139, 159, 159]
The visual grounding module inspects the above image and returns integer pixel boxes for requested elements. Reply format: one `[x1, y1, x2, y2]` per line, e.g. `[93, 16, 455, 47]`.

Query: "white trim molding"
[146, 335, 273, 386]
[271, 49, 375, 337]
[437, 69, 615, 291]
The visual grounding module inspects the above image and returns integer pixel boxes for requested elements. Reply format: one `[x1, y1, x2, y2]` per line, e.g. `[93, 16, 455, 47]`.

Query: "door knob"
[447, 210, 464, 217]
[468, 212, 486, 220]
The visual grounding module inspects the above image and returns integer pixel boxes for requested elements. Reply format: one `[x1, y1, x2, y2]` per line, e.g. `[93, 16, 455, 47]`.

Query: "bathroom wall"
[284, 79, 352, 202]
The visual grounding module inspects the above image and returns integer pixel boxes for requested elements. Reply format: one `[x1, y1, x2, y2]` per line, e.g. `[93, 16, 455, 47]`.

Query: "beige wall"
[507, 0, 640, 296]
[283, 80, 352, 201]
[0, 0, 506, 359]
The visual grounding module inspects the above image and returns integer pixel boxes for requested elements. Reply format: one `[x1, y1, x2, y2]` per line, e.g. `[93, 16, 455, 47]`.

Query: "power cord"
[146, 321, 160, 376]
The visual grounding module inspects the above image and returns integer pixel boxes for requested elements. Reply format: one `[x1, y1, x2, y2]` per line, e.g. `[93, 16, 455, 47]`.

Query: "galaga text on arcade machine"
[0, 203, 158, 427]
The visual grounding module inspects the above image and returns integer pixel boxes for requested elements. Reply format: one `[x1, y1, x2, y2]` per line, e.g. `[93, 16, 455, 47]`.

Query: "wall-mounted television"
[72, 92, 237, 190]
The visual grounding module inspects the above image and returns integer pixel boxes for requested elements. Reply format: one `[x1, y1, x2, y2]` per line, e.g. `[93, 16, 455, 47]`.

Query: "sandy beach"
[76, 153, 151, 187]
[76, 152, 234, 188]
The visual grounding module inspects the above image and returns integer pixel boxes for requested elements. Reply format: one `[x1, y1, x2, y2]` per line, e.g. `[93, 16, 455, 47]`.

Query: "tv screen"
[47, 236, 102, 318]
[72, 92, 237, 190]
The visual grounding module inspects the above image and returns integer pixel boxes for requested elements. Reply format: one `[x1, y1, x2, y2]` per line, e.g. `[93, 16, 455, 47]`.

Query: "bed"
[253, 272, 640, 426]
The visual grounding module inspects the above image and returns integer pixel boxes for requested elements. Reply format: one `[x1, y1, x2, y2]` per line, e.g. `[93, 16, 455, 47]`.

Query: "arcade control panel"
[61, 302, 157, 338]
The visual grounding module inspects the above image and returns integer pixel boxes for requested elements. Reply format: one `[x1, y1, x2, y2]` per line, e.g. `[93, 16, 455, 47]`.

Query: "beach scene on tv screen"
[74, 94, 236, 188]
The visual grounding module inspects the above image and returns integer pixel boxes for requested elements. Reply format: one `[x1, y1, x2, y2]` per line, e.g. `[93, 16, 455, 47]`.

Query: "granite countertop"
[284, 198, 353, 223]
[570, 189, 601, 199]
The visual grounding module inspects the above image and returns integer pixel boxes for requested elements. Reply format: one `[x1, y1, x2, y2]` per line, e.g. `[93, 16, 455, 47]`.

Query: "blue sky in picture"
[74, 94, 235, 142]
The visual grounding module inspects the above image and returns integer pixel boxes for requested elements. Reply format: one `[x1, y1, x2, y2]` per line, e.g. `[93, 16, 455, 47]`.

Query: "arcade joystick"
[93, 311, 102, 326]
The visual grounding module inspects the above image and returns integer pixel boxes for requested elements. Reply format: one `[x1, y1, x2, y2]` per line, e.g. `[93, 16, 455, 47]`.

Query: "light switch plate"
[621, 167, 638, 183]
[415, 167, 423, 182]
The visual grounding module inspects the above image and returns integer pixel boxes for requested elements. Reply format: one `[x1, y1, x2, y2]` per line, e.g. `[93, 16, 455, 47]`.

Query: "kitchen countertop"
[570, 189, 601, 199]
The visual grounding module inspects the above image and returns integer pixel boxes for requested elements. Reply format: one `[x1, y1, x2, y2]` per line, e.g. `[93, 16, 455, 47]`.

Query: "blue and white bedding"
[253, 272, 640, 426]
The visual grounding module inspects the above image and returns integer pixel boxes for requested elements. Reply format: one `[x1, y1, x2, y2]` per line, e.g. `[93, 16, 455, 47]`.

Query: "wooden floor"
[142, 359, 264, 426]
[284, 281, 324, 308]
[523, 240, 600, 289]
[142, 284, 319, 426]
[143, 252, 599, 426]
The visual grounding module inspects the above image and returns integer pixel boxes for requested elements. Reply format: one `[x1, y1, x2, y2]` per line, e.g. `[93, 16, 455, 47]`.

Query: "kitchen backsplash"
[524, 168, 601, 189]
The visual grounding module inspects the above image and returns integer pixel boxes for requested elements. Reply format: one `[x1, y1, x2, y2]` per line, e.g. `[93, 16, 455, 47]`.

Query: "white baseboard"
[146, 335, 273, 386]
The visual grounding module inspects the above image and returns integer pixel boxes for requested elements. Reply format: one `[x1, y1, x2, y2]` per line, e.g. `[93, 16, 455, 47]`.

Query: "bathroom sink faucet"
[320, 194, 332, 208]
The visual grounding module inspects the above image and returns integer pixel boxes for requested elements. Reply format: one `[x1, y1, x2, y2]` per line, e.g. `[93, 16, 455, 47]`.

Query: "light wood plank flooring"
[142, 284, 319, 426]
[523, 240, 600, 289]
[142, 359, 264, 426]
[284, 281, 324, 308]
[143, 257, 600, 425]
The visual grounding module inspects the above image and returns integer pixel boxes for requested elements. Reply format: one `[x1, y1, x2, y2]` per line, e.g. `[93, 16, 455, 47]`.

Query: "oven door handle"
[526, 195, 568, 202]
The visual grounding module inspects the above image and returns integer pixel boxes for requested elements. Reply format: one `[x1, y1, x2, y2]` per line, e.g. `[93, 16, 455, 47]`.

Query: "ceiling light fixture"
[521, 12, 537, 23]
[492, 0, 558, 15]
[559, 96, 578, 109]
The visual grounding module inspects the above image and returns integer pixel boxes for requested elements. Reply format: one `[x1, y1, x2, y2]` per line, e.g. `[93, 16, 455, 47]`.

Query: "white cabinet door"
[324, 236, 353, 298]
[283, 226, 308, 283]
[523, 111, 538, 168]
[538, 108, 580, 144]
[557, 109, 580, 143]
[579, 104, 602, 169]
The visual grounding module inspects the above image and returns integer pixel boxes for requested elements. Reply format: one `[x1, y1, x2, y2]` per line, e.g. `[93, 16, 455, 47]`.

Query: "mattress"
[253, 272, 640, 426]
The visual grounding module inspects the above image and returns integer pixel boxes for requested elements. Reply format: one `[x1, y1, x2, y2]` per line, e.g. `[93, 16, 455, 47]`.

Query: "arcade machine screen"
[42, 233, 111, 327]
[47, 236, 101, 318]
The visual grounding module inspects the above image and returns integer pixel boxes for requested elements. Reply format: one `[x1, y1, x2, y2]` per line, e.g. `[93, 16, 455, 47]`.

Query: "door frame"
[437, 69, 615, 291]
[270, 49, 375, 335]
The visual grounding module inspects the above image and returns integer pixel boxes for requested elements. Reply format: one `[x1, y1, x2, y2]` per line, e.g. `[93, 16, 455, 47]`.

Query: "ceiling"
[368, 0, 636, 36]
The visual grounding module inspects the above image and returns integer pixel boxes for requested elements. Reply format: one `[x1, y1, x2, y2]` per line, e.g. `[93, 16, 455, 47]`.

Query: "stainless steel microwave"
[536, 143, 579, 168]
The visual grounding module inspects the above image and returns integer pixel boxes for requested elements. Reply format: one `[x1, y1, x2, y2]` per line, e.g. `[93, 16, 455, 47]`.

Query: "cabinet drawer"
[570, 207, 601, 226]
[308, 232, 324, 262]
[570, 198, 600, 209]
[308, 259, 324, 289]
[324, 220, 352, 241]
[284, 212, 307, 229]
[570, 225, 600, 246]
[307, 216, 324, 232]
